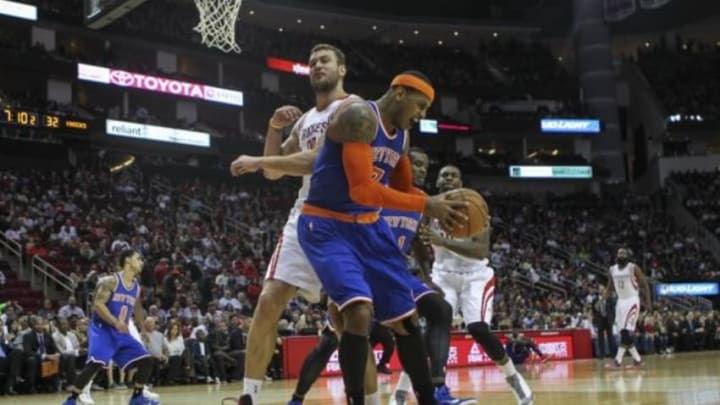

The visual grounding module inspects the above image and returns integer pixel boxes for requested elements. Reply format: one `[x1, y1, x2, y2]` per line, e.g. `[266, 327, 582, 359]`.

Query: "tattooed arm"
[92, 275, 127, 333]
[325, 100, 378, 144]
[328, 101, 428, 212]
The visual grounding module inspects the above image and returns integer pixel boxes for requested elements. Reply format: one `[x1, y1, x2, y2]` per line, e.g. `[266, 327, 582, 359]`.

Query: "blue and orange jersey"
[382, 209, 422, 253]
[92, 272, 139, 327]
[304, 101, 407, 215]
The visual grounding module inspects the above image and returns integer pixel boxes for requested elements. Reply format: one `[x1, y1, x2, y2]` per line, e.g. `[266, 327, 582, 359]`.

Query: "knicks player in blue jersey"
[62, 250, 159, 405]
[298, 71, 467, 405]
[279, 146, 474, 405]
[383, 148, 475, 405]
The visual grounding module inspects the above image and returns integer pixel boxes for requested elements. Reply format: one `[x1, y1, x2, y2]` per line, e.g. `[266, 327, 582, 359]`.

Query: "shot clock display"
[1, 107, 91, 133]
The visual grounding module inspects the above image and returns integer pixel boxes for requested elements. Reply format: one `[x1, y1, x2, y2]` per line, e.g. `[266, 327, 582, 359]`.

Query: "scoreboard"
[1, 107, 91, 133]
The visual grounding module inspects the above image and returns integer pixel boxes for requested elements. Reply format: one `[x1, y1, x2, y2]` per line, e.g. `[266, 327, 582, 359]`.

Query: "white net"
[193, 0, 243, 53]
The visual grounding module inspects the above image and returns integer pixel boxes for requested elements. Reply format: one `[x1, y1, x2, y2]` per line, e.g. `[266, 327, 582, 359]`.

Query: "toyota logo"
[110, 70, 134, 86]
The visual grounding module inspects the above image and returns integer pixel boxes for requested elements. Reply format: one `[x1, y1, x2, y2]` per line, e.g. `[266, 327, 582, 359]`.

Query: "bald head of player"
[376, 70, 433, 132]
[409, 146, 429, 187]
[308, 44, 346, 94]
[436, 165, 462, 193]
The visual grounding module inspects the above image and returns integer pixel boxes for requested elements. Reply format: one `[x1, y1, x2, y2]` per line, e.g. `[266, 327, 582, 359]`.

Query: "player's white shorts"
[615, 296, 640, 332]
[265, 209, 322, 303]
[432, 268, 496, 325]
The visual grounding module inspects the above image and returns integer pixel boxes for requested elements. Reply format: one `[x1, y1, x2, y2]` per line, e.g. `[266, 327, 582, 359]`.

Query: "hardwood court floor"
[10, 352, 720, 405]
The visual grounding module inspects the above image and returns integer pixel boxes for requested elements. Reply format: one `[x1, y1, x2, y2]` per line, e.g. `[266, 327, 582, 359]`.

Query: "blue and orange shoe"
[434, 384, 477, 405]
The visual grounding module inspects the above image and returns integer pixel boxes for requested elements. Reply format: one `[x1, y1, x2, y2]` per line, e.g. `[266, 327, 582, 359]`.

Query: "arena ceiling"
[245, 0, 720, 39]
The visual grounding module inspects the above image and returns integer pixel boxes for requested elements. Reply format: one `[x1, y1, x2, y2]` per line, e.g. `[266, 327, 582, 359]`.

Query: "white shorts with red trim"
[431, 267, 495, 325]
[265, 209, 322, 303]
[615, 296, 640, 332]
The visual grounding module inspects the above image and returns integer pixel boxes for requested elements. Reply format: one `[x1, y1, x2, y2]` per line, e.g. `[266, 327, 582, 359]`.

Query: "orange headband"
[391, 74, 435, 103]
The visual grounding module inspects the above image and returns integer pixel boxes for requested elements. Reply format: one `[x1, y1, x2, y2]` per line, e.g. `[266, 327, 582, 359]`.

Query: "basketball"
[444, 188, 490, 238]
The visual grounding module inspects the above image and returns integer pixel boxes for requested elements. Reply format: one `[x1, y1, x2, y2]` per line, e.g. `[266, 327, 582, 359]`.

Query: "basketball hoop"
[193, 0, 243, 53]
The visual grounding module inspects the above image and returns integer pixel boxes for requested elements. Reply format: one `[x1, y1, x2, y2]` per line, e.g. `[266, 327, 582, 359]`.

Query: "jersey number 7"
[370, 166, 385, 182]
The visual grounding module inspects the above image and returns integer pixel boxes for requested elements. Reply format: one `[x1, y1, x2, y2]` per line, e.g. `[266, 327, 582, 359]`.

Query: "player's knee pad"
[620, 329, 633, 346]
[76, 361, 104, 384]
[417, 293, 452, 326]
[467, 322, 505, 361]
[467, 321, 491, 339]
[86, 361, 105, 375]
[318, 330, 339, 356]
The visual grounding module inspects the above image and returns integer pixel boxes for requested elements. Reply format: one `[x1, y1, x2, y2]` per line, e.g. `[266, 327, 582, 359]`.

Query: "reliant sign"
[106, 119, 210, 148]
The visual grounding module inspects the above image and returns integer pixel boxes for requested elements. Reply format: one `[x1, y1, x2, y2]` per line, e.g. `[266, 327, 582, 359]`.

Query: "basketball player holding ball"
[419, 165, 534, 405]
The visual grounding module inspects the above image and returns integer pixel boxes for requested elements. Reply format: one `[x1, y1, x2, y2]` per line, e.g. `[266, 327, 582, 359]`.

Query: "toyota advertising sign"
[78, 63, 244, 106]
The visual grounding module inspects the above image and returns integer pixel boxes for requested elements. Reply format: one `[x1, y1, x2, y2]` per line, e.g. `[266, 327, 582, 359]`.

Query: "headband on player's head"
[391, 74, 435, 103]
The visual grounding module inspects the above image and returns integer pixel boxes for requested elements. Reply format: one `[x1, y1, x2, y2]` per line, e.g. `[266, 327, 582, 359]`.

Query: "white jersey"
[430, 220, 492, 276]
[290, 95, 360, 213]
[264, 96, 359, 303]
[610, 262, 640, 300]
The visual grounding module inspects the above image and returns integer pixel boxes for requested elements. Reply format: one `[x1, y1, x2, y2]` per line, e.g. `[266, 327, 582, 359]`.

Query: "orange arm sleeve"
[342, 143, 426, 213]
[389, 155, 425, 195]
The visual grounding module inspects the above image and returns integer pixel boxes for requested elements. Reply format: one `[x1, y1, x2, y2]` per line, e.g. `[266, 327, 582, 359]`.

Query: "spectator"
[51, 318, 80, 389]
[36, 299, 54, 321]
[505, 331, 548, 365]
[0, 318, 22, 395]
[218, 290, 241, 312]
[141, 316, 168, 386]
[208, 320, 233, 383]
[203, 252, 221, 273]
[58, 296, 85, 319]
[22, 316, 60, 393]
[163, 321, 187, 385]
[58, 219, 77, 243]
[227, 315, 246, 381]
[188, 329, 216, 383]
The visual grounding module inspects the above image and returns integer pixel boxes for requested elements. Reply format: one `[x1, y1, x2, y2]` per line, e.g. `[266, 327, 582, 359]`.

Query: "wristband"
[269, 119, 283, 130]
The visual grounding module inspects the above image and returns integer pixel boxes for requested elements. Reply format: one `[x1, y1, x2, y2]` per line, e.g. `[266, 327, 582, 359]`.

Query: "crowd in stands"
[1, 161, 719, 395]
[490, 190, 720, 284]
[635, 35, 720, 119]
[0, 2, 718, 396]
[670, 171, 720, 238]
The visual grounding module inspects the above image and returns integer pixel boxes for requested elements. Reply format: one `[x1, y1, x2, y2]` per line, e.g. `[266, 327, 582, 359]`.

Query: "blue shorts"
[298, 215, 416, 323]
[409, 275, 436, 302]
[87, 322, 149, 370]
